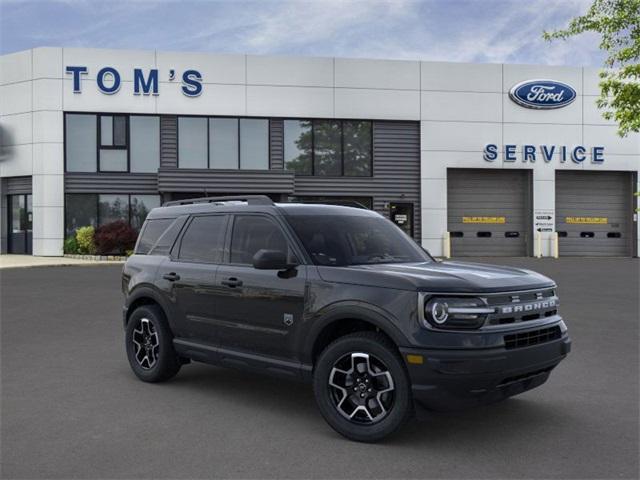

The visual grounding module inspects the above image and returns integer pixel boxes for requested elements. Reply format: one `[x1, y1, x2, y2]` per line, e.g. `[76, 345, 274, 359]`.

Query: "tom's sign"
[509, 79, 576, 109]
[65, 66, 203, 97]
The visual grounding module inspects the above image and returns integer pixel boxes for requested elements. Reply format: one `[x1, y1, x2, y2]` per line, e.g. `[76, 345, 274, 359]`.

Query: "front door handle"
[162, 272, 180, 282]
[221, 277, 243, 288]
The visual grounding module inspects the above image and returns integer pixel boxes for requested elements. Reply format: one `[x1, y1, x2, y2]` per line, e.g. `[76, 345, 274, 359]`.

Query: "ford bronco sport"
[122, 195, 570, 442]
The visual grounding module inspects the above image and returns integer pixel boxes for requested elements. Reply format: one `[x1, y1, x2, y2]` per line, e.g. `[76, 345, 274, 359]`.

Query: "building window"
[209, 118, 238, 169]
[240, 119, 269, 170]
[98, 194, 129, 225]
[99, 115, 128, 172]
[314, 120, 342, 176]
[65, 193, 161, 236]
[178, 116, 269, 170]
[343, 121, 372, 176]
[178, 117, 208, 168]
[65, 113, 159, 173]
[65, 114, 97, 172]
[130, 195, 161, 230]
[130, 116, 160, 173]
[284, 119, 372, 177]
[284, 120, 312, 175]
[65, 194, 97, 236]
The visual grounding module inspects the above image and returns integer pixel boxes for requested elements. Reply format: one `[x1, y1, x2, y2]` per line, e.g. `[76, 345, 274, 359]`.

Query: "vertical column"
[32, 48, 64, 256]
[532, 168, 556, 257]
[420, 143, 447, 257]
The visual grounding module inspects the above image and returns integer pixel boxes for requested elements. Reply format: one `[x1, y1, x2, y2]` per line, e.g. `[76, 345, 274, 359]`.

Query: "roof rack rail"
[163, 195, 274, 207]
[296, 199, 370, 210]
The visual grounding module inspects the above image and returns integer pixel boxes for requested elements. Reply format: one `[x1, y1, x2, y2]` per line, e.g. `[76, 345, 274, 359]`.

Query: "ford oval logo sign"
[509, 79, 577, 109]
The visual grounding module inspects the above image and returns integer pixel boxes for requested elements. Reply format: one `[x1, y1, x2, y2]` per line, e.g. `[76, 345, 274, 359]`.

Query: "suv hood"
[316, 260, 555, 293]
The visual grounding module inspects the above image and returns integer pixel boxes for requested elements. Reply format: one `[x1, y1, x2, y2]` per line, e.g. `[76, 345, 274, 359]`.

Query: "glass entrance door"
[8, 194, 32, 254]
[390, 202, 414, 237]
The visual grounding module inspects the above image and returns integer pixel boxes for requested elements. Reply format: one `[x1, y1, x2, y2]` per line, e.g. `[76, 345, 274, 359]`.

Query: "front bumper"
[400, 333, 571, 411]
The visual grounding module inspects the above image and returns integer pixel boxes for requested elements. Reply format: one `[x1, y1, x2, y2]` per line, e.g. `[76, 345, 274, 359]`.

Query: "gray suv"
[122, 195, 570, 442]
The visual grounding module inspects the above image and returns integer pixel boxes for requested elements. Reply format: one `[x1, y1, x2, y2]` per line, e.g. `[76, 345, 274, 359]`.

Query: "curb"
[64, 254, 128, 261]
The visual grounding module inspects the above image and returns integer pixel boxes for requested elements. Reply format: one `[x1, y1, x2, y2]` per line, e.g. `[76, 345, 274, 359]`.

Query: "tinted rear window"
[136, 218, 174, 254]
[178, 215, 227, 263]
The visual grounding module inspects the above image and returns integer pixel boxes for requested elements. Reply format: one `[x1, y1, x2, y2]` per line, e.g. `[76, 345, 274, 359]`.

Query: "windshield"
[286, 213, 431, 266]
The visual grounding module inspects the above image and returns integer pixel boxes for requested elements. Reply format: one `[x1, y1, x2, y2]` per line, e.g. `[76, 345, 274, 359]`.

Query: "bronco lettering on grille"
[500, 299, 556, 315]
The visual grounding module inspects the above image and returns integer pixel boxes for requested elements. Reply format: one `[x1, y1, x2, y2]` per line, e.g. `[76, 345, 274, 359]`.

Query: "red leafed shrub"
[94, 220, 138, 255]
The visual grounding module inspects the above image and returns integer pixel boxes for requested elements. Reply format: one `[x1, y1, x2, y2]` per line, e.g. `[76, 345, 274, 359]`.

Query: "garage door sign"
[566, 217, 608, 224]
[534, 210, 554, 232]
[462, 216, 506, 224]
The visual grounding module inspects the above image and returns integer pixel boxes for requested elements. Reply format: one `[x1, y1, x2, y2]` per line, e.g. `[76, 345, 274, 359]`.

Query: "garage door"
[447, 169, 531, 256]
[556, 171, 634, 256]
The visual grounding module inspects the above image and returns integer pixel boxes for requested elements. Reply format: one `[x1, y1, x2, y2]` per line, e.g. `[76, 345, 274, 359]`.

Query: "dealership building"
[0, 47, 638, 257]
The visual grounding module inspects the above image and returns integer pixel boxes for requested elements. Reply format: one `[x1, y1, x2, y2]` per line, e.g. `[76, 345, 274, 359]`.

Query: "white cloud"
[0, 0, 606, 66]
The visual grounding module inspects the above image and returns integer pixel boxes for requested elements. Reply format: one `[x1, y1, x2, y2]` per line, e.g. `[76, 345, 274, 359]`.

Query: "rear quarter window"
[135, 218, 176, 255]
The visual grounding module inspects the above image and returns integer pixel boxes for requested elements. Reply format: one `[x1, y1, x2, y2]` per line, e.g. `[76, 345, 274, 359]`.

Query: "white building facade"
[1, 47, 638, 257]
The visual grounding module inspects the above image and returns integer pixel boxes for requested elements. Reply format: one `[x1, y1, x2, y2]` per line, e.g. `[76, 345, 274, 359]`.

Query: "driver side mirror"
[252, 249, 297, 270]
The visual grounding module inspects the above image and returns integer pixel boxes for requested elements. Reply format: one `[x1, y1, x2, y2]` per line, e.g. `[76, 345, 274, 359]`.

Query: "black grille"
[498, 366, 555, 387]
[486, 288, 558, 326]
[504, 326, 561, 350]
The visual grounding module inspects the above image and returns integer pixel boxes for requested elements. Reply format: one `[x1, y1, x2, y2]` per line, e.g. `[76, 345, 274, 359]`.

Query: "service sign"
[509, 79, 577, 109]
[534, 209, 554, 232]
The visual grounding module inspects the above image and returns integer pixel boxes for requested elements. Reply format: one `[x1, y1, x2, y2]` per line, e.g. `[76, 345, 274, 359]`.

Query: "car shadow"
[152, 362, 573, 445]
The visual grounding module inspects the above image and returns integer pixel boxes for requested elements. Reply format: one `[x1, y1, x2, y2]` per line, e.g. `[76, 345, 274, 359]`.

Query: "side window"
[178, 215, 227, 263]
[148, 216, 187, 255]
[230, 216, 289, 265]
[136, 218, 173, 255]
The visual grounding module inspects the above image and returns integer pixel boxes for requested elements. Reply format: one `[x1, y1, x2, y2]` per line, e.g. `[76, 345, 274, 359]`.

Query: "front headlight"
[421, 296, 494, 329]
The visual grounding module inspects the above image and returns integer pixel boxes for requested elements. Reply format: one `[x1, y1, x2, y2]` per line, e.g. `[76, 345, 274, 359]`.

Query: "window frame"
[98, 114, 129, 172]
[224, 213, 304, 267]
[64, 113, 98, 173]
[63, 112, 161, 174]
[173, 213, 230, 264]
[64, 193, 161, 235]
[284, 119, 373, 177]
[176, 115, 271, 170]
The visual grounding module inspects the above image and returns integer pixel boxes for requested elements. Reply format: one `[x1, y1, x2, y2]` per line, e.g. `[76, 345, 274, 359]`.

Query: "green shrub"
[63, 236, 79, 254]
[76, 226, 96, 255]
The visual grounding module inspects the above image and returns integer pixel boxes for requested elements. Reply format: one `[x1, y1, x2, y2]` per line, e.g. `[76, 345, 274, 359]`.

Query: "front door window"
[8, 194, 32, 254]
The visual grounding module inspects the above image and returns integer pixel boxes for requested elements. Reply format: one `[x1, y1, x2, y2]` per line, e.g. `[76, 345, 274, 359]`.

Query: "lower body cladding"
[400, 320, 571, 411]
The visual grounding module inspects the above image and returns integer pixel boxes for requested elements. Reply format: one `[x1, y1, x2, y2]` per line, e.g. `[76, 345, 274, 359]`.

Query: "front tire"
[125, 305, 181, 382]
[313, 332, 412, 442]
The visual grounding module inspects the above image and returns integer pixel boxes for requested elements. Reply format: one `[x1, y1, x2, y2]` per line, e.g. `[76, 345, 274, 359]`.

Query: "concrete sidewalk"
[0, 254, 124, 269]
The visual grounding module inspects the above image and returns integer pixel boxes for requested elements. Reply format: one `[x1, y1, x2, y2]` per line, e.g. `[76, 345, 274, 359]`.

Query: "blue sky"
[0, 0, 604, 66]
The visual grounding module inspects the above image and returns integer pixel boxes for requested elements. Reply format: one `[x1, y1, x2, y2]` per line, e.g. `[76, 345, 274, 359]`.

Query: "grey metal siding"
[160, 115, 178, 168]
[6, 176, 32, 195]
[447, 169, 531, 257]
[270, 119, 284, 169]
[157, 168, 295, 194]
[65, 173, 158, 193]
[292, 121, 421, 240]
[556, 171, 633, 256]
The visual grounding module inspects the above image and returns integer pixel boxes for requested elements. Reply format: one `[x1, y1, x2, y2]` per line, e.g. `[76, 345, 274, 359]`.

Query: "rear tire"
[125, 305, 181, 382]
[313, 331, 412, 442]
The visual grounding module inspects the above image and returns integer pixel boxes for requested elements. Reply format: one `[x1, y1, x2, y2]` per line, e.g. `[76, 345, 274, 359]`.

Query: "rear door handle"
[221, 277, 243, 288]
[162, 272, 180, 281]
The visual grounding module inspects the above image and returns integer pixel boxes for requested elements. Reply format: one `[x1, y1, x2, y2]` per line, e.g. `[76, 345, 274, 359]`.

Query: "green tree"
[543, 0, 640, 136]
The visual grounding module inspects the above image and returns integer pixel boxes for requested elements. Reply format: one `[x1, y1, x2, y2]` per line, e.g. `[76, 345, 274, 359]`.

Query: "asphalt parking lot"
[1, 258, 638, 479]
